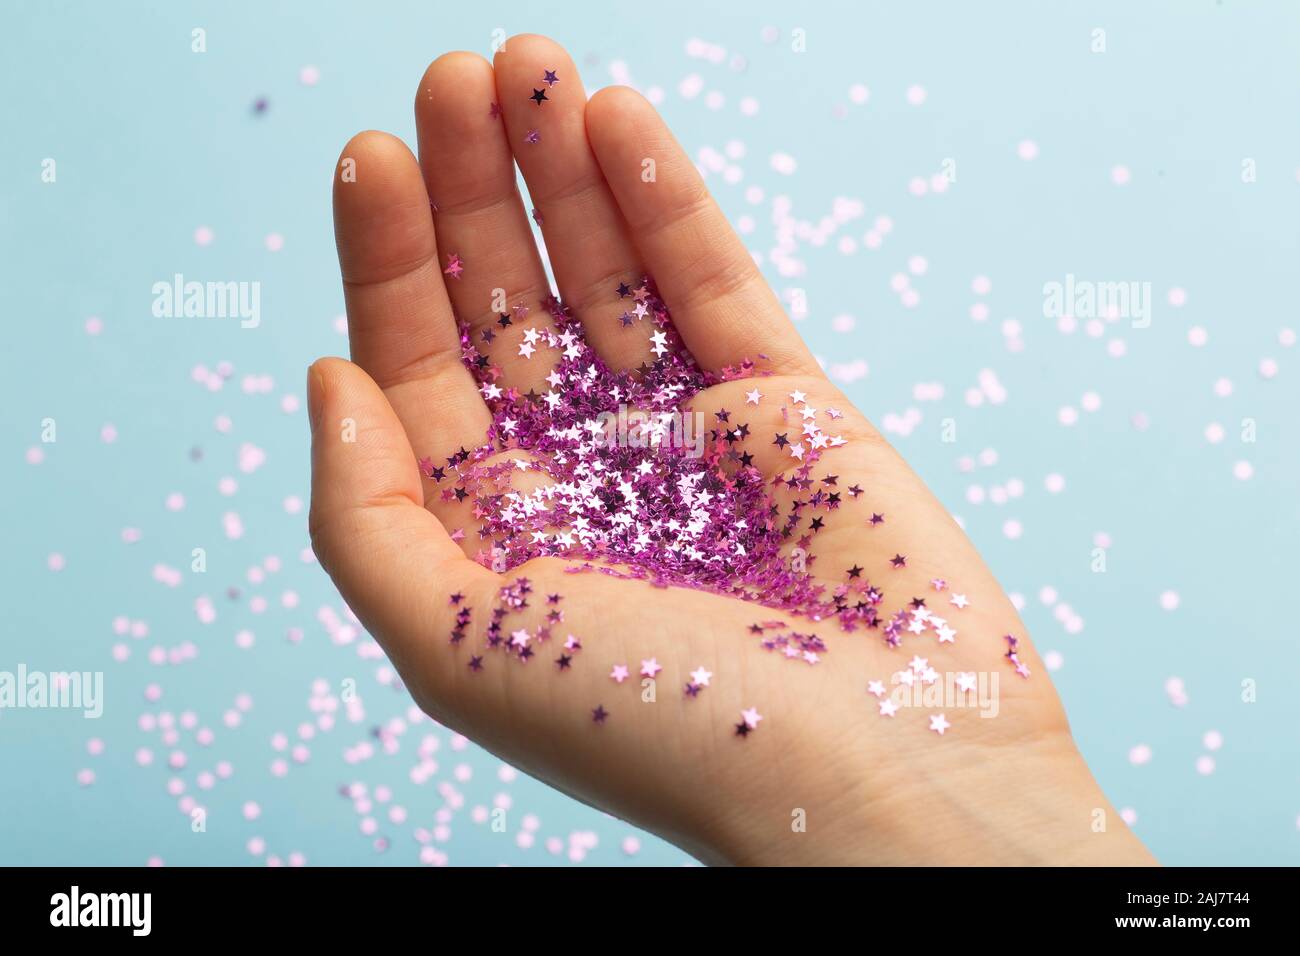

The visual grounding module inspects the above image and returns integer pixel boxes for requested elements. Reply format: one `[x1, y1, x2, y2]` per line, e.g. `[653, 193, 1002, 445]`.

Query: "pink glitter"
[412, 278, 1030, 710]
[437, 282, 881, 629]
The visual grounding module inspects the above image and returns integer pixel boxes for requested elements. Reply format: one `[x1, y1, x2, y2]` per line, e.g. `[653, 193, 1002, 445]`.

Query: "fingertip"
[417, 52, 496, 123]
[587, 84, 646, 116]
[421, 49, 492, 83]
[585, 85, 654, 151]
[308, 354, 350, 393]
[493, 33, 560, 66]
[307, 356, 363, 422]
[306, 357, 362, 437]
[332, 130, 437, 286]
[306, 358, 329, 432]
[334, 130, 414, 194]
[492, 33, 577, 89]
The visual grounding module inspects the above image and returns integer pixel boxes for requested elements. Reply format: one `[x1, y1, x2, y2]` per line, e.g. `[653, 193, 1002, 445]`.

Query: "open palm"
[310, 34, 1152, 865]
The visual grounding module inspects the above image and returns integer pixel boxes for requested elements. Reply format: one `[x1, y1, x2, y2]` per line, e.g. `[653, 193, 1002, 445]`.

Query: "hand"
[310, 34, 1153, 866]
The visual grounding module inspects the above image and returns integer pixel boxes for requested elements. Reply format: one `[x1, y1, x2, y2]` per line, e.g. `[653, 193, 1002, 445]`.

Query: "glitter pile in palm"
[418, 279, 878, 631]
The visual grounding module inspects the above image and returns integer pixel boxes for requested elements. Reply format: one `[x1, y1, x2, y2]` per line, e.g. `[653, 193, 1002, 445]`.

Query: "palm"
[311, 35, 1121, 865]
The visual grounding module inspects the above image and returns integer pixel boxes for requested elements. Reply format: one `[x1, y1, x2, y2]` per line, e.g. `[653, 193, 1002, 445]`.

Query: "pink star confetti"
[734, 708, 762, 737]
[412, 273, 1027, 738]
[443, 253, 464, 280]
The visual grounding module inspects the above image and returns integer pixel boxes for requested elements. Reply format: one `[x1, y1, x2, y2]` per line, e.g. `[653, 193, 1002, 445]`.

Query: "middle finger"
[493, 34, 655, 374]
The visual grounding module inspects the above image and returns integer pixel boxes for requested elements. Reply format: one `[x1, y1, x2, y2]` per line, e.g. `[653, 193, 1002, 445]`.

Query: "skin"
[310, 34, 1156, 866]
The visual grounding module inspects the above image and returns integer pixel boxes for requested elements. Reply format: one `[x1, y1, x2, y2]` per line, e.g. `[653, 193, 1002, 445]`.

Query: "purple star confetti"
[418, 254, 1029, 738]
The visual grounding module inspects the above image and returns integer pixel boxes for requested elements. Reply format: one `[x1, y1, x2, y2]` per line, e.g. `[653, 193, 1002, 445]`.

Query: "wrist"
[709, 733, 1154, 866]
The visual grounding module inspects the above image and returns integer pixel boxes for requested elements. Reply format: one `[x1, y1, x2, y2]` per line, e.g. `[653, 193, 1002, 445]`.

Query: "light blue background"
[2, 0, 1298, 866]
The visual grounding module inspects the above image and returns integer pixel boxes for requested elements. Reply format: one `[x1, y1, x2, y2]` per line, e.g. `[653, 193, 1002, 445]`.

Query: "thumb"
[307, 356, 425, 533]
[307, 357, 487, 690]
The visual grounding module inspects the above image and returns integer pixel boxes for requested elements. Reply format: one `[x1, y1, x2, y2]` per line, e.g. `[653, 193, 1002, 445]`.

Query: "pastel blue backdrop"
[2, 0, 1297, 865]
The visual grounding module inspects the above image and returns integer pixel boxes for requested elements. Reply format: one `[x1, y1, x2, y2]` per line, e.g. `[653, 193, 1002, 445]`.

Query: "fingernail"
[306, 362, 326, 433]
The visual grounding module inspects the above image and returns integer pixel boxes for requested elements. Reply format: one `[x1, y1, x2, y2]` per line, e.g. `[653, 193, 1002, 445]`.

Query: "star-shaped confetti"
[423, 270, 1013, 754]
